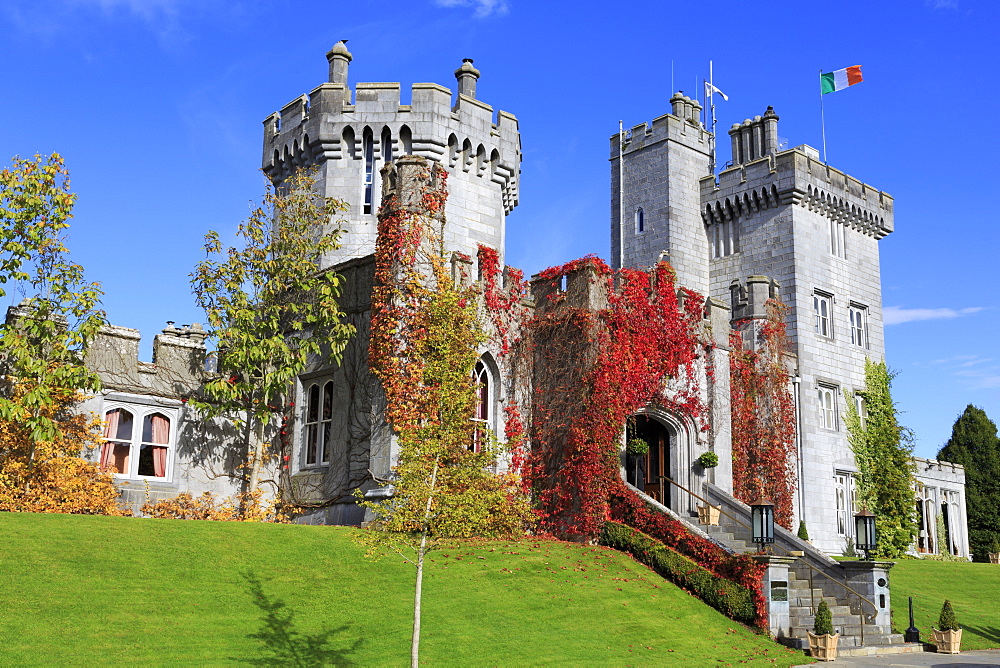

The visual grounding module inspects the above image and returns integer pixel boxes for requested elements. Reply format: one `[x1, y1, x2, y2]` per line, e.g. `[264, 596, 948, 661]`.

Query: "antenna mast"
[619, 120, 625, 269]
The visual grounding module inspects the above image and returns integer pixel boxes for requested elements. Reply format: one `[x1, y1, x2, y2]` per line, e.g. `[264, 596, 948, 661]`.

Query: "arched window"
[342, 126, 356, 160]
[100, 407, 172, 479]
[304, 380, 333, 466]
[635, 207, 644, 233]
[381, 127, 393, 165]
[399, 125, 413, 156]
[471, 359, 491, 452]
[362, 127, 375, 214]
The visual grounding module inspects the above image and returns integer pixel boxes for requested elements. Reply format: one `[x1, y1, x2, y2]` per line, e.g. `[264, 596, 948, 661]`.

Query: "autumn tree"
[357, 158, 530, 667]
[190, 168, 355, 514]
[844, 359, 917, 558]
[937, 405, 1000, 561]
[0, 153, 123, 514]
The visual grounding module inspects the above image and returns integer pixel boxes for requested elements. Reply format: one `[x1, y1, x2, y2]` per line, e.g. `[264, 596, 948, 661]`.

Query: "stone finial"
[455, 58, 480, 99]
[326, 40, 353, 85]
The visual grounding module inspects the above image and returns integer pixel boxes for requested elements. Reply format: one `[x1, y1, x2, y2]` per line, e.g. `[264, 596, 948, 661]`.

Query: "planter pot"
[806, 631, 839, 661]
[988, 552, 1000, 564]
[932, 628, 962, 654]
[696, 504, 721, 525]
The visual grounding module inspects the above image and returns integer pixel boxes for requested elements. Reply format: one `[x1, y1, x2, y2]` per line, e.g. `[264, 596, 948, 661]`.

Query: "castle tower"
[610, 92, 712, 294]
[262, 42, 521, 268]
[703, 108, 894, 553]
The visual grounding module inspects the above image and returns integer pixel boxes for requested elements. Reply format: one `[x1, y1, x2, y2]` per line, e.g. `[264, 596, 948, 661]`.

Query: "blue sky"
[2, 0, 997, 458]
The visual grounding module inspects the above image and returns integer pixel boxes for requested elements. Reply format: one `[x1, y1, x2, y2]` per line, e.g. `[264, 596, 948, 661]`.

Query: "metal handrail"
[654, 475, 878, 640]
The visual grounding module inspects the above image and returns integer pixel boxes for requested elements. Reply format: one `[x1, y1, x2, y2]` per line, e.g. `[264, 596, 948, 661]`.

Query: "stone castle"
[68, 42, 968, 565]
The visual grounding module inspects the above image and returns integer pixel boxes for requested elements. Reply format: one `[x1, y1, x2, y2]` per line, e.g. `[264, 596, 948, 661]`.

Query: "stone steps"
[692, 486, 912, 656]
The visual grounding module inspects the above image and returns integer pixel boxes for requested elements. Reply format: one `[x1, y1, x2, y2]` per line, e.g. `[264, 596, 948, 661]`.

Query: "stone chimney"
[455, 58, 480, 99]
[326, 40, 352, 85]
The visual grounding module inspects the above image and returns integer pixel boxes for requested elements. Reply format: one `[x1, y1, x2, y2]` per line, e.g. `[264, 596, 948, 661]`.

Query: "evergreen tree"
[844, 360, 918, 558]
[937, 405, 1000, 562]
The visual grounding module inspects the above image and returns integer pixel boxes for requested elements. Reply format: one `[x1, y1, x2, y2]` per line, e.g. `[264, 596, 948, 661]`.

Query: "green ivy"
[843, 360, 917, 559]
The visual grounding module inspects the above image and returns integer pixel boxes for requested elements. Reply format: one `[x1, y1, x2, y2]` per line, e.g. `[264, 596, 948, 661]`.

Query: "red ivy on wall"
[729, 299, 798, 529]
[520, 259, 707, 539]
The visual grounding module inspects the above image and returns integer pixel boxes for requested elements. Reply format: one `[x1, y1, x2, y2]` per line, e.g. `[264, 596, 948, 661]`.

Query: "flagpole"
[619, 119, 625, 269]
[709, 60, 717, 174]
[819, 68, 828, 163]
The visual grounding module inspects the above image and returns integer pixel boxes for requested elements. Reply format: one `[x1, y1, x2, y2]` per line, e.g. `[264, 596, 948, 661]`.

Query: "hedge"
[599, 521, 758, 626]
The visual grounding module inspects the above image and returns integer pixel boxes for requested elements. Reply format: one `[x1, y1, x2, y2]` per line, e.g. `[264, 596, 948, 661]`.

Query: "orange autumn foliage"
[141, 489, 289, 523]
[0, 386, 127, 515]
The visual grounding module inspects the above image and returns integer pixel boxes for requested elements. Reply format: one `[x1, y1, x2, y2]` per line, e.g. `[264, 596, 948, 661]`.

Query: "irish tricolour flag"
[821, 66, 863, 94]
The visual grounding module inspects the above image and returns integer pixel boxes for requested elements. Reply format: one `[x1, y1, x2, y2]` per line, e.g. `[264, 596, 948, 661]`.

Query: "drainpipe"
[792, 375, 805, 525]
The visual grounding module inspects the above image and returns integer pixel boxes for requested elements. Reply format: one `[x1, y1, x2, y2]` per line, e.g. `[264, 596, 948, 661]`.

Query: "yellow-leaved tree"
[0, 154, 125, 515]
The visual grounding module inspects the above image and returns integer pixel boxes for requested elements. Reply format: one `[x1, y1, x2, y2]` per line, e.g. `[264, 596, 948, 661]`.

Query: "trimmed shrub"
[797, 521, 809, 541]
[600, 521, 757, 627]
[813, 600, 833, 635]
[938, 599, 959, 631]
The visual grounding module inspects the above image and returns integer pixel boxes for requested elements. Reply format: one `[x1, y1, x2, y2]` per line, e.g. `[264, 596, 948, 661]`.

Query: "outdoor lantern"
[750, 498, 775, 546]
[855, 508, 877, 559]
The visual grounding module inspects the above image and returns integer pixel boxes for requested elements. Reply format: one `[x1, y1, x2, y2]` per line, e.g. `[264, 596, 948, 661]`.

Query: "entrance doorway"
[625, 415, 674, 506]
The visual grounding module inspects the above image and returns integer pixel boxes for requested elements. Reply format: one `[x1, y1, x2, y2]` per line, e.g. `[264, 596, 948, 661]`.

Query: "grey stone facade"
[76, 319, 252, 513]
[614, 97, 964, 556]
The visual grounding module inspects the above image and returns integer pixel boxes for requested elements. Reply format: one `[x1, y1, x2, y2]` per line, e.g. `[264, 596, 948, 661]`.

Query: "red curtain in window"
[150, 415, 169, 477]
[100, 410, 120, 470]
[153, 447, 167, 477]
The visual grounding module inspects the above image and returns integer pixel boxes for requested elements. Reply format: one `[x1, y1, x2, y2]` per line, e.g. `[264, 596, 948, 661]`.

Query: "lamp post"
[750, 498, 775, 551]
[855, 508, 877, 560]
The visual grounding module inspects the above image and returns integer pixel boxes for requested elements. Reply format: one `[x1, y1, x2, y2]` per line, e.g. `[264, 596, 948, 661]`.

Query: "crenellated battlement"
[261, 42, 520, 269]
[262, 44, 520, 216]
[84, 321, 208, 399]
[609, 91, 711, 159]
[701, 141, 894, 239]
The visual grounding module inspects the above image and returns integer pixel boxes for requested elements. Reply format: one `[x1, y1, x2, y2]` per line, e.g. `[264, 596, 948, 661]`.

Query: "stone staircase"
[693, 484, 925, 658]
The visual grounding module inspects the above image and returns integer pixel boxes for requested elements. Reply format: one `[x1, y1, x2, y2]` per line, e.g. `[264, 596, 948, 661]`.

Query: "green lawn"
[0, 512, 808, 666]
[890, 559, 1000, 650]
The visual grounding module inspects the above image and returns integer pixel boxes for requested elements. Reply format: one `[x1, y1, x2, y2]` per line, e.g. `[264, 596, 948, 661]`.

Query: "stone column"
[752, 555, 796, 639]
[840, 560, 895, 629]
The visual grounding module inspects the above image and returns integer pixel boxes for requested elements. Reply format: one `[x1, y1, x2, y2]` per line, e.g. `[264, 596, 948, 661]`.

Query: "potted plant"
[932, 599, 962, 653]
[626, 438, 649, 456]
[807, 600, 839, 661]
[695, 451, 719, 469]
[797, 520, 810, 542]
[988, 536, 1000, 564]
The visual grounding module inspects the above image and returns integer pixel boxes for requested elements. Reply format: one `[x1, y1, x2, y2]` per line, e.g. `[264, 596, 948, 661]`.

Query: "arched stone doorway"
[625, 415, 676, 506]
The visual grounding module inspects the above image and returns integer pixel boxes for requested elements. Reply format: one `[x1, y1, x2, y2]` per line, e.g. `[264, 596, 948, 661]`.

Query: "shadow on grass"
[963, 624, 1000, 648]
[238, 571, 362, 666]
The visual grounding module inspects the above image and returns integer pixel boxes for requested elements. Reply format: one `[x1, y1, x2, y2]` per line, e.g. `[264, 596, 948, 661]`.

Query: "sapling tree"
[358, 161, 530, 667]
[190, 168, 355, 514]
[0, 154, 121, 513]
